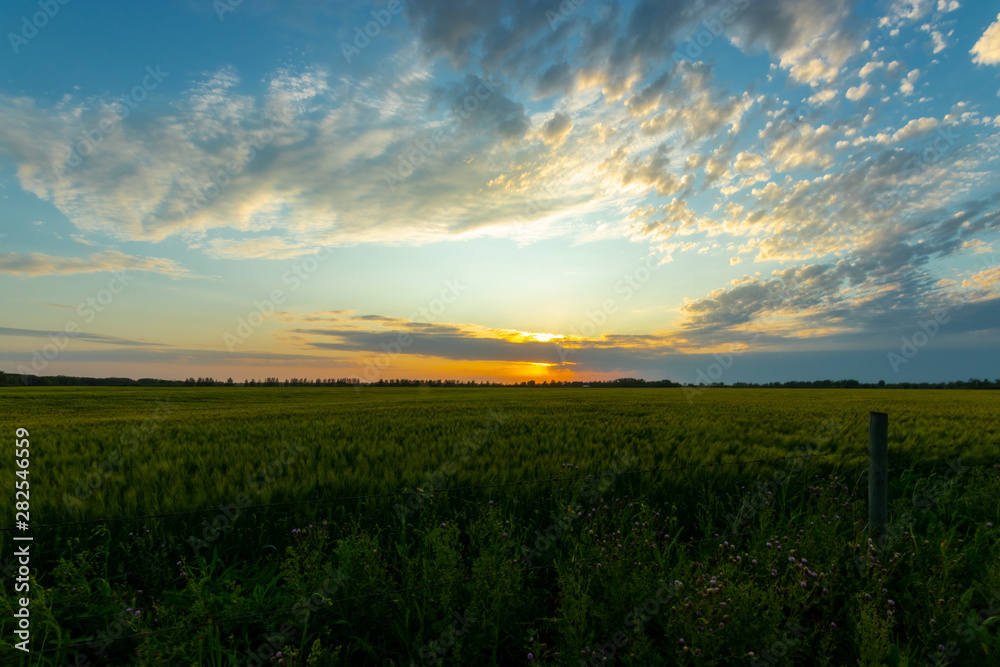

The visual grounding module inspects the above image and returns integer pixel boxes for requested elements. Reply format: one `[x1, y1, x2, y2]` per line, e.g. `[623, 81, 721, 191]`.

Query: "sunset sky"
[1, 0, 999, 384]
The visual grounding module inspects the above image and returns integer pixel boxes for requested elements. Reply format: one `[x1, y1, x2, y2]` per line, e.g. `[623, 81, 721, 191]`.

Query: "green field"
[0, 387, 998, 665]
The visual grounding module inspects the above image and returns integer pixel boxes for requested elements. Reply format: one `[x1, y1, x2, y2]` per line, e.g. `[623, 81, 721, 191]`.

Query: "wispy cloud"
[0, 250, 204, 278]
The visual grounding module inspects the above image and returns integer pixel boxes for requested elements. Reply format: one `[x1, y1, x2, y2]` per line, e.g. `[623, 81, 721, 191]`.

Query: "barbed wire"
[0, 452, 849, 533]
[3, 451, 994, 534]
[108, 450, 847, 585]
[4, 455, 993, 662]
[2, 458, 992, 599]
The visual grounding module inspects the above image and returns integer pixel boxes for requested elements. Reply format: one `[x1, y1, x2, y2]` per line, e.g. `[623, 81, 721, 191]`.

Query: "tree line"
[0, 372, 998, 389]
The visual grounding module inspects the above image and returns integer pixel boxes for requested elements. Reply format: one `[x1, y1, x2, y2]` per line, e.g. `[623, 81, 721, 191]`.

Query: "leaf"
[960, 589, 975, 609]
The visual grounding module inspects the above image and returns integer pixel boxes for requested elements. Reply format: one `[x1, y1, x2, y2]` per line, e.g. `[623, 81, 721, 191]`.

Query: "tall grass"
[0, 387, 996, 664]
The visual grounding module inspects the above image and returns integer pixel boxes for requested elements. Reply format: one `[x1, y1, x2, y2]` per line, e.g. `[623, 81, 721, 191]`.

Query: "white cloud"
[924, 27, 947, 54]
[891, 117, 939, 142]
[900, 68, 921, 95]
[846, 82, 872, 101]
[807, 89, 838, 106]
[881, 0, 936, 29]
[971, 13, 1000, 65]
[859, 60, 885, 78]
[0, 59, 607, 253]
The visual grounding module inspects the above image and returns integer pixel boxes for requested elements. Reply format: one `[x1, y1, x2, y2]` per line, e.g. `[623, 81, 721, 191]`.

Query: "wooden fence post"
[868, 411, 888, 549]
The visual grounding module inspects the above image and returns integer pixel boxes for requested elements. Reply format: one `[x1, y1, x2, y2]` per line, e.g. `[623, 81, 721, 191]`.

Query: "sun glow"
[498, 330, 566, 343]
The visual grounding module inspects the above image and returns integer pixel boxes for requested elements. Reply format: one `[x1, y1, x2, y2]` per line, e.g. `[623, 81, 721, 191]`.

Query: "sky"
[0, 0, 999, 385]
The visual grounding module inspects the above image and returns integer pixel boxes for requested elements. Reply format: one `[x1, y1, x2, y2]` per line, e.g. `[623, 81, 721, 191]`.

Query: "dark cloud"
[448, 74, 531, 141]
[536, 61, 575, 97]
[541, 110, 573, 143]
[681, 280, 786, 331]
[405, 0, 509, 67]
[624, 70, 676, 116]
[0, 327, 167, 347]
[302, 328, 566, 364]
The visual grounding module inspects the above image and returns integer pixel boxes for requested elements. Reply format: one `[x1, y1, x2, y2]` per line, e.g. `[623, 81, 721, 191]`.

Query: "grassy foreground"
[0, 387, 997, 664]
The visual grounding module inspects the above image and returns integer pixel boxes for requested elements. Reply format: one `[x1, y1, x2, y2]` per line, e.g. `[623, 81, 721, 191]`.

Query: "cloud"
[961, 263, 1000, 295]
[0, 250, 200, 278]
[635, 63, 755, 143]
[628, 197, 710, 242]
[807, 89, 838, 106]
[0, 327, 166, 346]
[675, 191, 1000, 341]
[762, 120, 836, 172]
[200, 237, 326, 260]
[881, 0, 936, 29]
[889, 117, 939, 142]
[971, 13, 1000, 65]
[900, 68, 921, 95]
[859, 59, 885, 78]
[727, 0, 862, 85]
[611, 142, 694, 198]
[0, 61, 573, 253]
[924, 27, 947, 54]
[535, 61, 575, 98]
[405, 0, 508, 67]
[540, 111, 574, 146]
[445, 74, 531, 142]
[291, 312, 577, 364]
[846, 82, 872, 101]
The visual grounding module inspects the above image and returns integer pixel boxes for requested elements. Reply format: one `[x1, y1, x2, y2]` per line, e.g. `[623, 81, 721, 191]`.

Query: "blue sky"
[0, 0, 999, 384]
